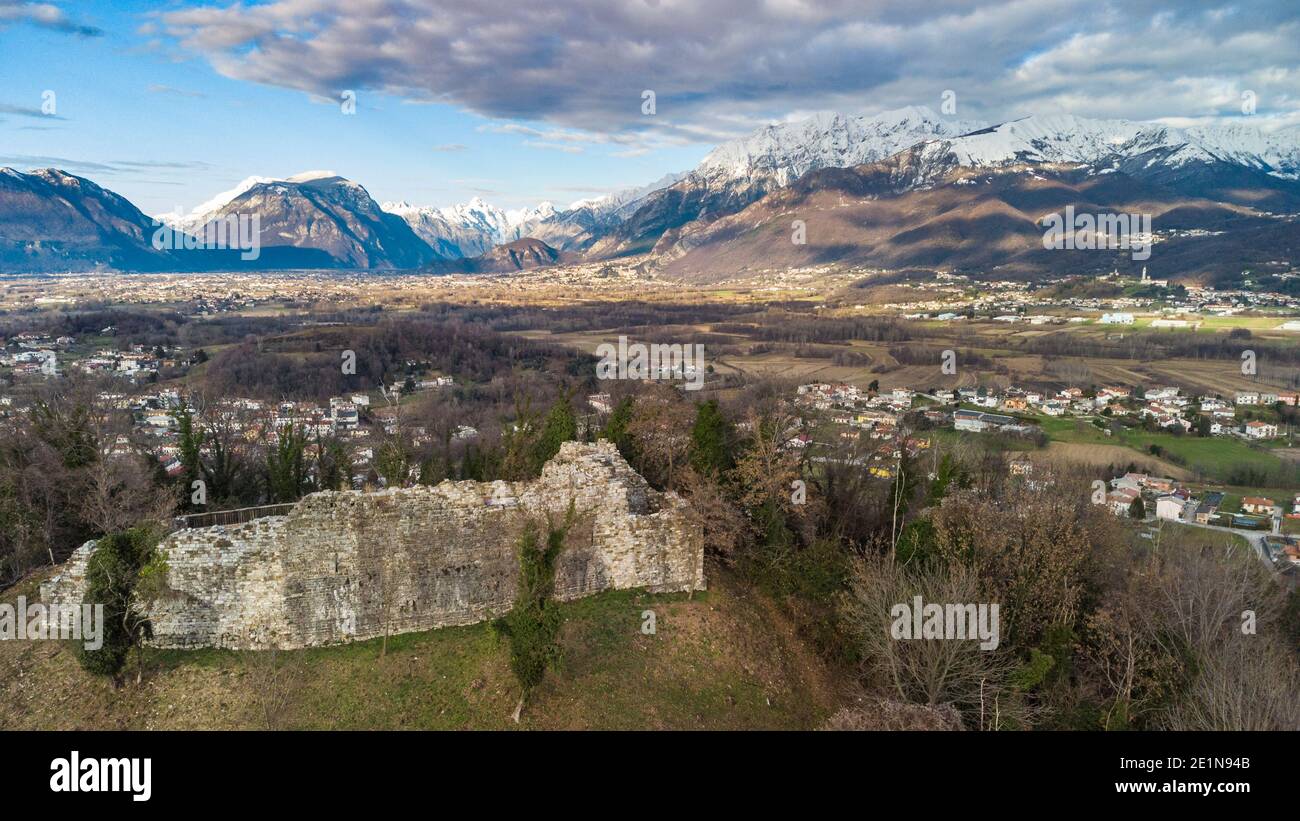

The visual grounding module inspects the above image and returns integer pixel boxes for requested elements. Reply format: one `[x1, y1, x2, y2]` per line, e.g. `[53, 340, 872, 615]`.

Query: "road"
[1154, 517, 1299, 587]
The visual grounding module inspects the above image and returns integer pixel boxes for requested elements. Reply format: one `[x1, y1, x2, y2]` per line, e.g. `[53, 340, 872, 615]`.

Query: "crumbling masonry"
[41, 442, 704, 650]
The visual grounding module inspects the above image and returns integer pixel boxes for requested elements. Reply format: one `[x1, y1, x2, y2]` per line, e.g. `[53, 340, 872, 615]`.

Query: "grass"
[0, 569, 841, 730]
[1037, 416, 1289, 484]
[1156, 522, 1253, 553]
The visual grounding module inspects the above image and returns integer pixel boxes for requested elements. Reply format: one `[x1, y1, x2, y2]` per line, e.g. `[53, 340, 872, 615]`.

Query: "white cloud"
[155, 0, 1300, 145]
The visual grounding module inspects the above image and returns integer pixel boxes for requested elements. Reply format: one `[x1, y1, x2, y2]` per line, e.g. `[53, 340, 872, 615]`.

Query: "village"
[790, 378, 1300, 575]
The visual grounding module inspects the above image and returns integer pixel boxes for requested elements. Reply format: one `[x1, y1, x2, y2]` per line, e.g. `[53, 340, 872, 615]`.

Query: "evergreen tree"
[315, 435, 351, 491]
[688, 399, 735, 478]
[266, 424, 309, 503]
[600, 396, 638, 464]
[532, 397, 577, 472]
[78, 528, 163, 677]
[1128, 496, 1145, 519]
[175, 407, 204, 510]
[494, 504, 574, 721]
[375, 438, 410, 488]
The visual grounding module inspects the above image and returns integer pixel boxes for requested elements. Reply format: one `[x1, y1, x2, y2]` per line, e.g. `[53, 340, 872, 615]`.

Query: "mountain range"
[3, 106, 1299, 282]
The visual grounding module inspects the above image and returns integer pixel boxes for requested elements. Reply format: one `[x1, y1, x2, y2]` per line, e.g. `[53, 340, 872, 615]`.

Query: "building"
[1155, 494, 1193, 521]
[1194, 491, 1225, 524]
[329, 398, 359, 431]
[1100, 312, 1135, 325]
[1243, 421, 1278, 439]
[953, 410, 1016, 433]
[1107, 487, 1141, 516]
[1242, 497, 1275, 515]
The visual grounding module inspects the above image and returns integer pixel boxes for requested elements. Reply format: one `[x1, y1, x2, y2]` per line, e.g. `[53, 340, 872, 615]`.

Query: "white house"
[1243, 421, 1278, 439]
[1155, 495, 1188, 521]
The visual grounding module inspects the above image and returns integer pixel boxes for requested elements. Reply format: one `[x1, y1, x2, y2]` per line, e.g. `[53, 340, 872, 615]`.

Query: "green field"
[1036, 416, 1292, 484]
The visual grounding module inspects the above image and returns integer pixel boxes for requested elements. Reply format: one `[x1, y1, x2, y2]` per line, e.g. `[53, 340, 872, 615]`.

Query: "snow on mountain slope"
[568, 172, 690, 219]
[383, 197, 552, 257]
[158, 175, 275, 231]
[696, 106, 987, 185]
[588, 106, 989, 257]
[383, 172, 684, 257]
[914, 114, 1300, 177]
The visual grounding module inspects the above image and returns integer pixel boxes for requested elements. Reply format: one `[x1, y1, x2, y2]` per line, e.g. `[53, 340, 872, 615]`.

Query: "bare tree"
[245, 649, 303, 730]
[841, 551, 1020, 726]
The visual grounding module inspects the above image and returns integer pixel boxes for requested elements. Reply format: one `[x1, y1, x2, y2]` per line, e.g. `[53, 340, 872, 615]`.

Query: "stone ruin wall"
[41, 441, 705, 650]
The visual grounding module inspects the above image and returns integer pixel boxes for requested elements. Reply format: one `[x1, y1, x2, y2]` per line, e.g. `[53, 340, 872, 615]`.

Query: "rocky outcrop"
[41, 442, 704, 650]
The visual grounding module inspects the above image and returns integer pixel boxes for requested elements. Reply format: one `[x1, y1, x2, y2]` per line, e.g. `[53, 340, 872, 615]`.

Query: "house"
[1155, 495, 1188, 521]
[1144, 477, 1175, 494]
[1111, 473, 1146, 494]
[1100, 312, 1135, 325]
[1193, 491, 1225, 524]
[1235, 391, 1260, 406]
[1243, 420, 1278, 439]
[1107, 487, 1141, 516]
[1242, 497, 1275, 515]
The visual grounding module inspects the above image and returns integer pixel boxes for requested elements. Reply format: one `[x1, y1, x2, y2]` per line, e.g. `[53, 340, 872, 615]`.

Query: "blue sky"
[0, 2, 710, 214]
[2, 1, 1298, 216]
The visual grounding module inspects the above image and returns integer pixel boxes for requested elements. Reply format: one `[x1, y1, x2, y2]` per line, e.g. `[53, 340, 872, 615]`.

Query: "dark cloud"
[0, 1, 102, 36]
[157, 0, 1300, 145]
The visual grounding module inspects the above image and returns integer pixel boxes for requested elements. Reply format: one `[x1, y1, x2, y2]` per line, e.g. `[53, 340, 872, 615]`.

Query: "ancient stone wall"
[41, 441, 704, 650]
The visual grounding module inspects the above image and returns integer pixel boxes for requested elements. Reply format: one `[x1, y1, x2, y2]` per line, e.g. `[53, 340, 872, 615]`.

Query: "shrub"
[493, 504, 574, 719]
[77, 528, 162, 677]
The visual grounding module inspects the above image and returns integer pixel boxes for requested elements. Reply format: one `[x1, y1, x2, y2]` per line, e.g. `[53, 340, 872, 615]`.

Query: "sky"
[1, 0, 1298, 216]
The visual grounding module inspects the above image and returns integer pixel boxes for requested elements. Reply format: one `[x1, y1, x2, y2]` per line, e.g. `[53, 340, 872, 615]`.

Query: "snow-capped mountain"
[910, 114, 1300, 195]
[588, 106, 987, 257]
[7, 108, 1300, 276]
[695, 106, 986, 186]
[652, 111, 1300, 285]
[568, 172, 690, 221]
[383, 197, 560, 257]
[158, 174, 277, 232]
[383, 172, 686, 257]
[194, 172, 437, 269]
